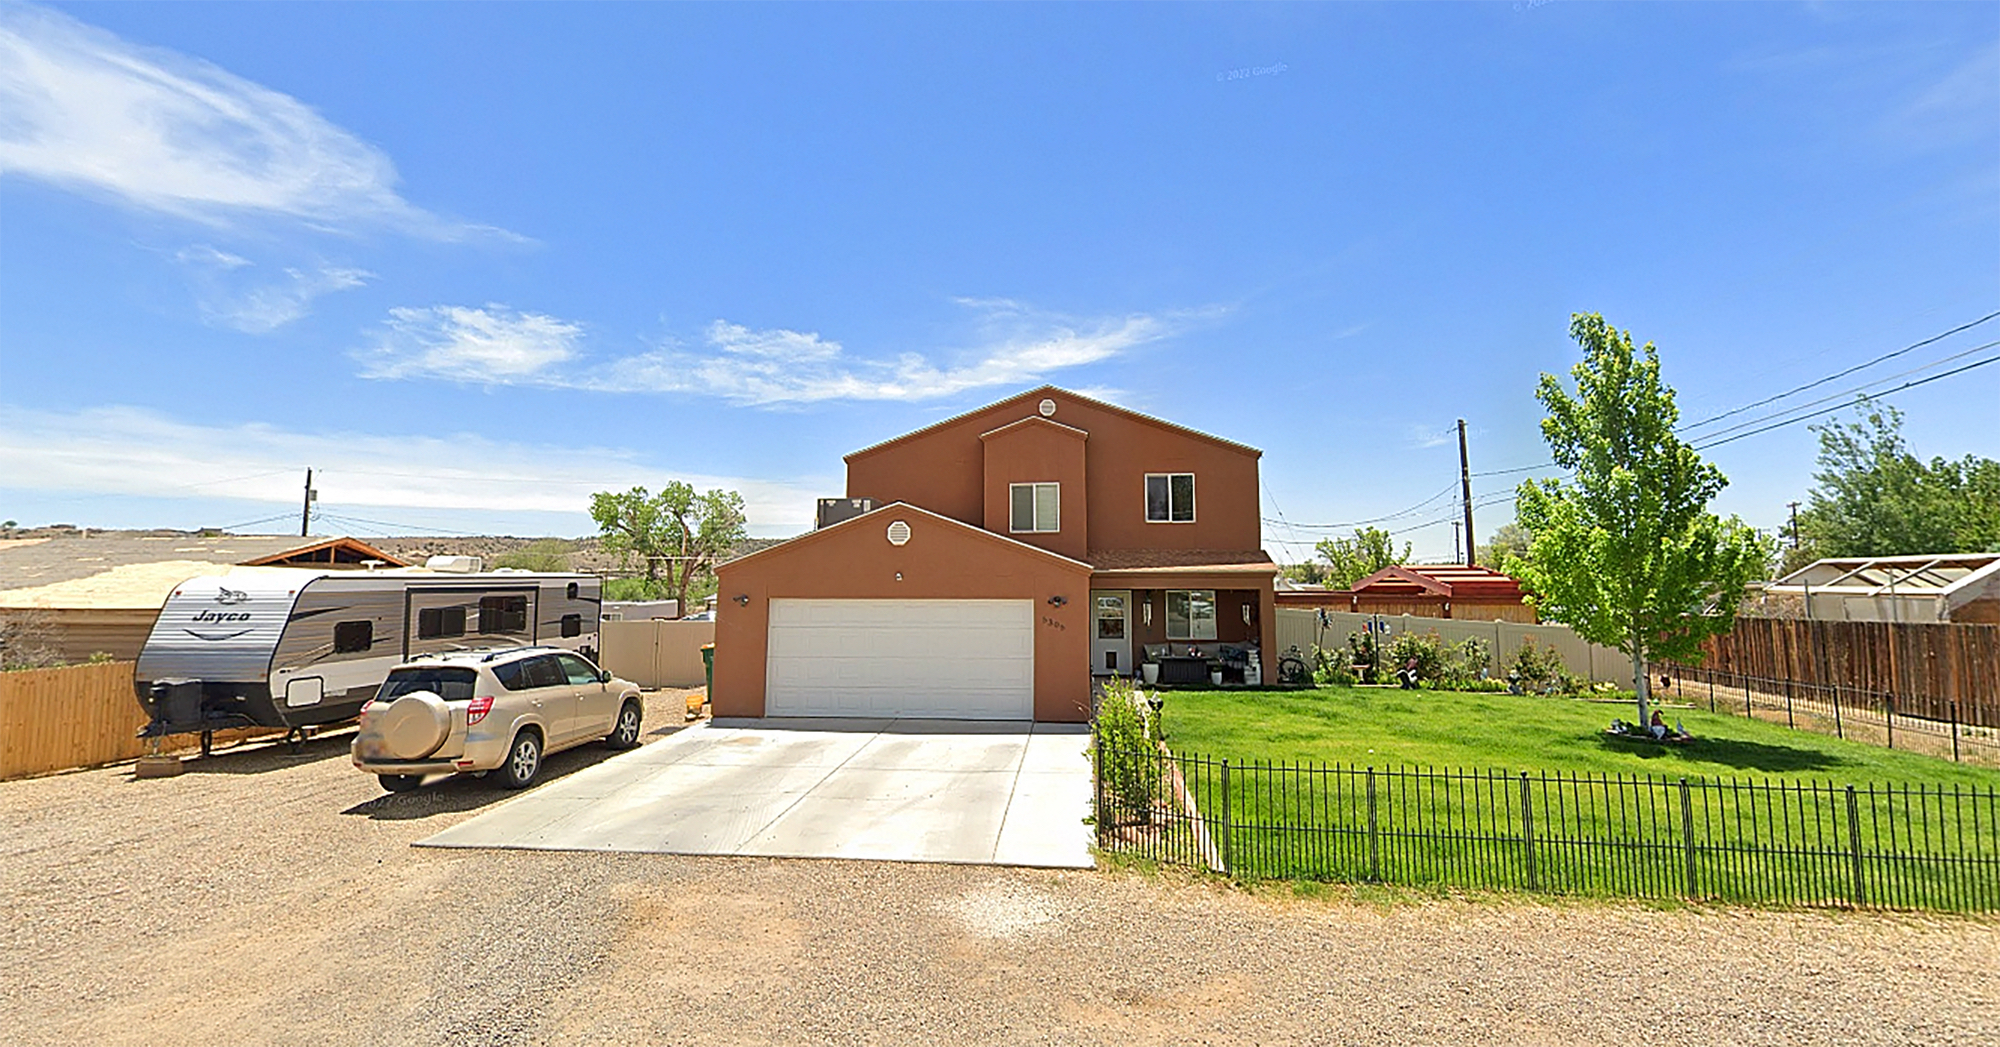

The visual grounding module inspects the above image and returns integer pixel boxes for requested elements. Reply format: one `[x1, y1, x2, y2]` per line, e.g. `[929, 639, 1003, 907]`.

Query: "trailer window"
[478, 595, 529, 635]
[332, 620, 374, 653]
[418, 606, 466, 639]
[560, 613, 583, 638]
[377, 667, 477, 702]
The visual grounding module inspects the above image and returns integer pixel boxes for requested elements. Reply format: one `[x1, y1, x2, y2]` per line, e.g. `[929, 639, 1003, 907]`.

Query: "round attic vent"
[886, 520, 911, 546]
[1038, 398, 1057, 417]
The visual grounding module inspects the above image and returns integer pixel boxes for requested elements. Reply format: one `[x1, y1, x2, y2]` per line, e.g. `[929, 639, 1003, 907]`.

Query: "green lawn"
[1160, 686, 2000, 787]
[1095, 686, 2000, 909]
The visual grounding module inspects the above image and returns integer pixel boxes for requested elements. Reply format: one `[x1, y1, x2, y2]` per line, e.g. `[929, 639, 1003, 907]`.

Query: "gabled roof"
[1347, 564, 1527, 600]
[716, 501, 1095, 574]
[845, 385, 1262, 461]
[239, 536, 407, 568]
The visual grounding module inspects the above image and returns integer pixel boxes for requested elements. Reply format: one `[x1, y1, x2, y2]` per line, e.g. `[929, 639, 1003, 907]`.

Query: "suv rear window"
[377, 667, 477, 702]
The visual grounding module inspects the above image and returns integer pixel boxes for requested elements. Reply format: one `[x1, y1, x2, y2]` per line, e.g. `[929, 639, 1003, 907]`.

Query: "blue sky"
[1, 2, 1994, 563]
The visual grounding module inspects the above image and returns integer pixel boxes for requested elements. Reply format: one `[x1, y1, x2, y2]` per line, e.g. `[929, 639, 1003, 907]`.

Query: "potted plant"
[1140, 648, 1159, 686]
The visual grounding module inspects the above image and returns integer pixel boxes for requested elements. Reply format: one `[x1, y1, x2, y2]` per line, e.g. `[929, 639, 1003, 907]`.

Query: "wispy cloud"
[0, 404, 827, 531]
[1895, 42, 2000, 149]
[357, 298, 1208, 405]
[175, 245, 371, 333]
[355, 305, 585, 382]
[0, 5, 509, 240]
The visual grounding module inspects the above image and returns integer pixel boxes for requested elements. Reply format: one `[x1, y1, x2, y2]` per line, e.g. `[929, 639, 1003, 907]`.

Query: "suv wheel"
[607, 699, 643, 749]
[498, 731, 542, 790]
[379, 773, 423, 793]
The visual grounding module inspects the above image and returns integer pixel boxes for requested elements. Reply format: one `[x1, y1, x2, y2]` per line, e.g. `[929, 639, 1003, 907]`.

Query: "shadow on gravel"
[340, 722, 696, 821]
[121, 729, 360, 779]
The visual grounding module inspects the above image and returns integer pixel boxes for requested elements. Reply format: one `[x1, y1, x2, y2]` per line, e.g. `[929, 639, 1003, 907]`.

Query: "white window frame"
[1166, 589, 1217, 641]
[1145, 472, 1197, 524]
[1009, 482, 1060, 534]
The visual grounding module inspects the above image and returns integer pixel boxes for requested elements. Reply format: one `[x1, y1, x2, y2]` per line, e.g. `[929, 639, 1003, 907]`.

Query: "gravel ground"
[2, 688, 1995, 1047]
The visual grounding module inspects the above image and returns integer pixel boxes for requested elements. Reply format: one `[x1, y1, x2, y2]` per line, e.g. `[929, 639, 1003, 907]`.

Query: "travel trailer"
[134, 564, 601, 750]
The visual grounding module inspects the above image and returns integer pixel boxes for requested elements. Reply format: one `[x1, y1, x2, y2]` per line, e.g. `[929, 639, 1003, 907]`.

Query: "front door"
[1090, 590, 1130, 676]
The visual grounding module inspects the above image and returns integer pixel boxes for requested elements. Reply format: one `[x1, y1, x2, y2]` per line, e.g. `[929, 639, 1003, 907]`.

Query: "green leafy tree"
[1513, 314, 1771, 726]
[1311, 526, 1411, 590]
[589, 484, 748, 611]
[1786, 401, 2000, 572]
[1478, 522, 1533, 575]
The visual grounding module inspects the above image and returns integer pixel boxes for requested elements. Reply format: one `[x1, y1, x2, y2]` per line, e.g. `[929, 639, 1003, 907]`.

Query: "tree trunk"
[1632, 643, 1651, 727]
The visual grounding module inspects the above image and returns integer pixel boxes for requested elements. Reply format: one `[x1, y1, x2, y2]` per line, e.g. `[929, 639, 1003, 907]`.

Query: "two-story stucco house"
[712, 386, 1277, 722]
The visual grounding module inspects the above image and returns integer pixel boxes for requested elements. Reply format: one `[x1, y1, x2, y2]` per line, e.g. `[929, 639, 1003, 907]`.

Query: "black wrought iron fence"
[1095, 740, 2000, 911]
[1659, 662, 2000, 767]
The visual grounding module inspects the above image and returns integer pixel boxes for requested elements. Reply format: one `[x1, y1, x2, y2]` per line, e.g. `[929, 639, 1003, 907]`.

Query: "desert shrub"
[0, 610, 62, 670]
[494, 538, 575, 573]
[1093, 676, 1161, 822]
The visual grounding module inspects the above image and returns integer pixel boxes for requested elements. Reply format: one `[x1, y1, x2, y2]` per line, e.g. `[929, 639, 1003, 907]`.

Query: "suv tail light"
[466, 695, 495, 726]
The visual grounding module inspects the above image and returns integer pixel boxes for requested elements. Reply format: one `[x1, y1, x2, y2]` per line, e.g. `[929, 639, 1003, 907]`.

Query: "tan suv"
[352, 647, 644, 792]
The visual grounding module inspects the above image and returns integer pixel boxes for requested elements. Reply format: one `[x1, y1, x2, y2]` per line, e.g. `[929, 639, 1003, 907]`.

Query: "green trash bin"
[701, 643, 715, 704]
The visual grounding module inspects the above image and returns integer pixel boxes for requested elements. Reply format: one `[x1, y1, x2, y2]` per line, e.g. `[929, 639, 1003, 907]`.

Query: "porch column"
[1258, 581, 1278, 682]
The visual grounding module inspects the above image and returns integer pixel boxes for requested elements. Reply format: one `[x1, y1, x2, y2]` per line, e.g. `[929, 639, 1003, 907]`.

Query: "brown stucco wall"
[711, 507, 1093, 721]
[980, 417, 1088, 562]
[846, 388, 1261, 554]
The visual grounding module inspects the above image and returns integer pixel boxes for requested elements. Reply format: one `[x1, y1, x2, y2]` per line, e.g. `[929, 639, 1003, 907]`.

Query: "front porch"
[1084, 551, 1278, 685]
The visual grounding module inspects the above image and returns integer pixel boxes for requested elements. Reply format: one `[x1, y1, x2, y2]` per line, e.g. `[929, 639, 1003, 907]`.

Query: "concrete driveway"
[416, 718, 1095, 867]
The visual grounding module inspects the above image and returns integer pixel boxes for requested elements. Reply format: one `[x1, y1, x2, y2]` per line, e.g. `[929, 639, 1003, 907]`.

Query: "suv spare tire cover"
[375, 690, 451, 760]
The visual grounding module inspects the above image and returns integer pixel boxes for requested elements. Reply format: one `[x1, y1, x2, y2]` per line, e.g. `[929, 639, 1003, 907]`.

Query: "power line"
[1684, 338, 2000, 445]
[313, 511, 483, 537]
[1692, 352, 2000, 452]
[1679, 309, 2000, 433]
[1261, 481, 1459, 532]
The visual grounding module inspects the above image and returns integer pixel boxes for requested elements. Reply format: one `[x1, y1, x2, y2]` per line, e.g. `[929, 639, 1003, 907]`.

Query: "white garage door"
[765, 599, 1035, 719]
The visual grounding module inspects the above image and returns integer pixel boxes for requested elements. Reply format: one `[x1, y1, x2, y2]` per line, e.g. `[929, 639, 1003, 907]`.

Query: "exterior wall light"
[1047, 595, 1067, 607]
[733, 594, 750, 606]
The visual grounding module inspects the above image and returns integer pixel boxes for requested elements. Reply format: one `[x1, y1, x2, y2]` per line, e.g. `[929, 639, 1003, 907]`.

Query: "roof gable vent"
[886, 520, 911, 546]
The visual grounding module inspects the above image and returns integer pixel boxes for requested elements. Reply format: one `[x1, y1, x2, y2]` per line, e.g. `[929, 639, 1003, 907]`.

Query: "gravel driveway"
[2, 687, 1995, 1047]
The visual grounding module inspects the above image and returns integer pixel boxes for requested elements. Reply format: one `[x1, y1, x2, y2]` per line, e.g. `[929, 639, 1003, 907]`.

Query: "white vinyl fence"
[1276, 607, 1635, 685]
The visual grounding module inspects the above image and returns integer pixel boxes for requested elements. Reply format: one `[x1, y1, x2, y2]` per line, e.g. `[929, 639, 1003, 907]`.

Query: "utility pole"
[301, 468, 316, 537]
[1786, 501, 1801, 549]
[1457, 419, 1475, 566]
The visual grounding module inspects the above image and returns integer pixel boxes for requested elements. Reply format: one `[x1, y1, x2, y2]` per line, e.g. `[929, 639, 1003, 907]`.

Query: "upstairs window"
[1009, 482, 1060, 533]
[1145, 473, 1196, 523]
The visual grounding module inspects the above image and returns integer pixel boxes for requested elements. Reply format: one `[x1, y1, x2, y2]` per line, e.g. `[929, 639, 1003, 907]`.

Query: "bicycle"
[1277, 645, 1310, 686]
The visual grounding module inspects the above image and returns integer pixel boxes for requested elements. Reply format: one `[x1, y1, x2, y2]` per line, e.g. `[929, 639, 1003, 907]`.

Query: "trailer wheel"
[379, 774, 423, 792]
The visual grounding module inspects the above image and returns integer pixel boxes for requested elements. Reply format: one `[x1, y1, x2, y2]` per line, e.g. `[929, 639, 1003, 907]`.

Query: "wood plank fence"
[1696, 617, 2000, 729]
[0, 662, 270, 780]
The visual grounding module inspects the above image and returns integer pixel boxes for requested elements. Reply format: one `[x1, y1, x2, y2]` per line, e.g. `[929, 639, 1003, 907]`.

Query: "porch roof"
[1087, 549, 1277, 590]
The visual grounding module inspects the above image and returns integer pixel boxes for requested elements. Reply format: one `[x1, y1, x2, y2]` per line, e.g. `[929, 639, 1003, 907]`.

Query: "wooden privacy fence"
[1276, 607, 1635, 685]
[598, 619, 715, 689]
[1698, 618, 2000, 729]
